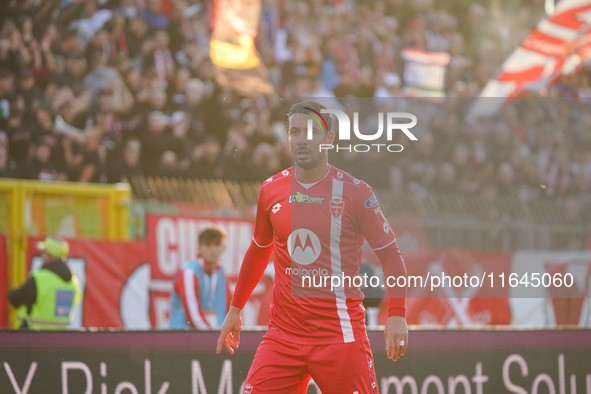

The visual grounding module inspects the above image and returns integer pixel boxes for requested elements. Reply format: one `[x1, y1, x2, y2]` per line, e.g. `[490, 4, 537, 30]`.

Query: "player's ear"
[327, 130, 335, 144]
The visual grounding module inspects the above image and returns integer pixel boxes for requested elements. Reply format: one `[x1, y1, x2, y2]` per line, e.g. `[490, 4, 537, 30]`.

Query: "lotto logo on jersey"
[288, 192, 325, 204]
[288, 229, 321, 266]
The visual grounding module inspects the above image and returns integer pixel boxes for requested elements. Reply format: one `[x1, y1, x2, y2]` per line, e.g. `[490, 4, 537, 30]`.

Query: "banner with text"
[401, 48, 450, 98]
[1, 330, 590, 393]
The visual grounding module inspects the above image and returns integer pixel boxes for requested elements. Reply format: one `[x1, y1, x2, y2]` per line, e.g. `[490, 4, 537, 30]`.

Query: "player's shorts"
[242, 334, 379, 394]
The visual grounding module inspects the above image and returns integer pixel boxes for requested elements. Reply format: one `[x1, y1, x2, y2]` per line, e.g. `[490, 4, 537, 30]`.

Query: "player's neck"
[295, 160, 330, 183]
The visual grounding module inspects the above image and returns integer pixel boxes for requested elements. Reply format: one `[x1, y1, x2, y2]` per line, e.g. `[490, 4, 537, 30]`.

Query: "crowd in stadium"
[0, 0, 589, 210]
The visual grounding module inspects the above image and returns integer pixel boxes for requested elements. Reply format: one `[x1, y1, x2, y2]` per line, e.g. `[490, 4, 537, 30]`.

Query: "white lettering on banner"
[154, 216, 254, 278]
[144, 360, 170, 394]
[61, 360, 169, 394]
[421, 375, 445, 394]
[178, 219, 198, 265]
[380, 362, 488, 394]
[62, 362, 92, 394]
[114, 382, 139, 394]
[3, 362, 37, 394]
[472, 363, 488, 394]
[218, 360, 232, 394]
[101, 362, 106, 393]
[381, 375, 419, 394]
[191, 360, 208, 394]
[501, 354, 589, 394]
[531, 374, 556, 394]
[157, 218, 178, 276]
[191, 359, 233, 394]
[448, 375, 471, 394]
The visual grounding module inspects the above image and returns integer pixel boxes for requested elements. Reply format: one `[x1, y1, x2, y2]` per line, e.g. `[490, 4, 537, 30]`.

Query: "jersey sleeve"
[252, 185, 274, 247]
[355, 186, 396, 250]
[355, 184, 406, 317]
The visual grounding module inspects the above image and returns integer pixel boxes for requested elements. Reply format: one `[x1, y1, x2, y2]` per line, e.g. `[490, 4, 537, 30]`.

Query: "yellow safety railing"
[0, 180, 131, 328]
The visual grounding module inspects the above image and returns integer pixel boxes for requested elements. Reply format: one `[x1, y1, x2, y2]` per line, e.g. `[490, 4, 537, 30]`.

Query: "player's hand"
[384, 316, 408, 362]
[216, 306, 242, 355]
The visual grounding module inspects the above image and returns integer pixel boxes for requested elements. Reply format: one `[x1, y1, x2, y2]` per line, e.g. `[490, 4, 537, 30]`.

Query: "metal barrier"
[129, 176, 590, 251]
[0, 180, 131, 327]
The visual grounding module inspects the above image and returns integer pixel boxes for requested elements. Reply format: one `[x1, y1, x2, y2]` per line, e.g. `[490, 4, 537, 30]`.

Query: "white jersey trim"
[372, 238, 397, 251]
[330, 178, 355, 343]
[252, 237, 273, 248]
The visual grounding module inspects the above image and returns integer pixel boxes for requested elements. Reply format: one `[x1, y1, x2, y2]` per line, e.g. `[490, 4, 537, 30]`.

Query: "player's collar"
[294, 165, 332, 189]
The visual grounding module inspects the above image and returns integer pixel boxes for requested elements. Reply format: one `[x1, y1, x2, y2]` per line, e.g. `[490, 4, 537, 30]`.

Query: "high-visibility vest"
[18, 269, 81, 330]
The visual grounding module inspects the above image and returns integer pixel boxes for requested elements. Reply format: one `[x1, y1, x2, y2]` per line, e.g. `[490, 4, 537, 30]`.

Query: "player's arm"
[174, 269, 210, 330]
[374, 242, 408, 362]
[356, 188, 408, 362]
[216, 186, 274, 355]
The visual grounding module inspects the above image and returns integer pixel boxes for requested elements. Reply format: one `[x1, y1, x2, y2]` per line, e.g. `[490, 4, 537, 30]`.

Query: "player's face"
[199, 241, 225, 266]
[289, 113, 334, 170]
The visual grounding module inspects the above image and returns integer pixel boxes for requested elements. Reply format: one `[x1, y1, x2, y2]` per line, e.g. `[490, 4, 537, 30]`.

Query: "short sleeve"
[355, 186, 396, 250]
[252, 185, 274, 247]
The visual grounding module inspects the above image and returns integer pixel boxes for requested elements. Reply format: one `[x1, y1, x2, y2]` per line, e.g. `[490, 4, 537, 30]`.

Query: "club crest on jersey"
[365, 195, 379, 208]
[330, 199, 345, 219]
[289, 191, 325, 204]
[287, 229, 321, 266]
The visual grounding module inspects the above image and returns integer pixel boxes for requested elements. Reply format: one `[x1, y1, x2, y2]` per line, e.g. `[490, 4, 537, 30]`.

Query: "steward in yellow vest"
[8, 236, 81, 330]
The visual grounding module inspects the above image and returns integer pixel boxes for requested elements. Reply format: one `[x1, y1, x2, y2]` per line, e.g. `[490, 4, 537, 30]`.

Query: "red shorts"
[242, 334, 379, 394]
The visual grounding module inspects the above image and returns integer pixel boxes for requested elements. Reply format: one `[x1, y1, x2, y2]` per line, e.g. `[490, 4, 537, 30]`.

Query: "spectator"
[169, 226, 230, 330]
[5, 106, 32, 165]
[79, 126, 105, 183]
[140, 0, 169, 31]
[185, 136, 223, 180]
[0, 68, 14, 127]
[140, 110, 178, 176]
[0, 145, 15, 177]
[106, 137, 143, 183]
[18, 136, 61, 181]
[154, 150, 180, 178]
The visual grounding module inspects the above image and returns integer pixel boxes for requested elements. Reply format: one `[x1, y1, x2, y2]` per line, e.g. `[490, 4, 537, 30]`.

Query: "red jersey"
[252, 165, 397, 345]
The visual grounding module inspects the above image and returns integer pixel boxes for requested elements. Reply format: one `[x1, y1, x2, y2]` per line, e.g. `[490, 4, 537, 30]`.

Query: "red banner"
[366, 249, 513, 326]
[24, 238, 148, 329]
[4, 227, 587, 329]
[0, 235, 7, 328]
[145, 214, 271, 328]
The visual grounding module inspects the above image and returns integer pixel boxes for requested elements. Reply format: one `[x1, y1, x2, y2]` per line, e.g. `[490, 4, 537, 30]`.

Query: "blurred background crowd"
[0, 0, 589, 211]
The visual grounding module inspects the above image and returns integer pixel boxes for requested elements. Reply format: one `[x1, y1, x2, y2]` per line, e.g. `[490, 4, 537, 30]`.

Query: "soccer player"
[216, 100, 408, 393]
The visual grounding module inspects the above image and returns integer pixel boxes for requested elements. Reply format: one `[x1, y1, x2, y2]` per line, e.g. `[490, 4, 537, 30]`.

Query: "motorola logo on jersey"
[287, 229, 321, 266]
